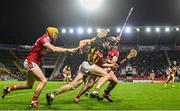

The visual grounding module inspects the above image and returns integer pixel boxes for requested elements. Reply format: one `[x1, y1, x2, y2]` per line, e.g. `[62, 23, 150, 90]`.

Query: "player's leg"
[46, 73, 85, 105]
[103, 71, 118, 102]
[66, 75, 69, 84]
[150, 77, 153, 83]
[84, 77, 99, 96]
[152, 77, 154, 83]
[68, 76, 73, 82]
[171, 74, 175, 87]
[2, 59, 37, 99]
[29, 66, 47, 107]
[2, 72, 36, 99]
[89, 65, 110, 91]
[74, 76, 97, 103]
[63, 74, 67, 84]
[76, 61, 110, 99]
[164, 75, 171, 87]
[87, 66, 110, 100]
[83, 76, 90, 96]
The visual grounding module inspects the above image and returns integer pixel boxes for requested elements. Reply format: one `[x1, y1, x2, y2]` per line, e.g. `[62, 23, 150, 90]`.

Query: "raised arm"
[77, 29, 109, 49]
[45, 44, 77, 53]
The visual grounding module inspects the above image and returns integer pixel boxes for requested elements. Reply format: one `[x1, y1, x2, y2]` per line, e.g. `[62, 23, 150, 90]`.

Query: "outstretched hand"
[67, 48, 77, 53]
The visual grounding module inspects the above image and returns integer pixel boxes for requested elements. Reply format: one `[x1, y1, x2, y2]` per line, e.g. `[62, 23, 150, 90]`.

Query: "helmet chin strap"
[47, 30, 52, 37]
[46, 31, 57, 44]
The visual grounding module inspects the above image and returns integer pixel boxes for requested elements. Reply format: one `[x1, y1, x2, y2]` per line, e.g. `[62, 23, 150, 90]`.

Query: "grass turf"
[0, 81, 180, 110]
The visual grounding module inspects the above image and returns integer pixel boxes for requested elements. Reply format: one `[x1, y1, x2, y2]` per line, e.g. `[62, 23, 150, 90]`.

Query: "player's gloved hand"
[97, 29, 109, 38]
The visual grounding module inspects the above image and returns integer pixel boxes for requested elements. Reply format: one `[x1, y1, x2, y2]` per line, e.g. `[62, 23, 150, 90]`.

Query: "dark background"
[0, 0, 179, 45]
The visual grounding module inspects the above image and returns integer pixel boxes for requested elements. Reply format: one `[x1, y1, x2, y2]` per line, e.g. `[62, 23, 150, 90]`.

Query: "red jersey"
[95, 48, 119, 66]
[26, 34, 51, 65]
[102, 49, 119, 72]
[107, 49, 119, 62]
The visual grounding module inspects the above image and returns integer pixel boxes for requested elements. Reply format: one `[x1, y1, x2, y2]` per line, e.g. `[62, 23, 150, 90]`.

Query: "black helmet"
[106, 37, 118, 45]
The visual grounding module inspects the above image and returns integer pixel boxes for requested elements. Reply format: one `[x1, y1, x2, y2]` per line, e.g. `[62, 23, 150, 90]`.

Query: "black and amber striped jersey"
[86, 38, 108, 65]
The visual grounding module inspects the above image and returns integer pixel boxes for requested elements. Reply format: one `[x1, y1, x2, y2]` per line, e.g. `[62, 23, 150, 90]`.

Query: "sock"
[9, 85, 15, 91]
[94, 88, 99, 92]
[92, 90, 98, 94]
[104, 90, 109, 95]
[50, 93, 55, 98]
[76, 95, 80, 99]
[32, 96, 38, 102]
[105, 82, 117, 95]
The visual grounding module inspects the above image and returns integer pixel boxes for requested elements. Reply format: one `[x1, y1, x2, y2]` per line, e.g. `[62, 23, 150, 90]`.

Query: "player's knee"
[26, 84, 33, 89]
[70, 84, 77, 90]
[41, 79, 47, 85]
[106, 74, 111, 79]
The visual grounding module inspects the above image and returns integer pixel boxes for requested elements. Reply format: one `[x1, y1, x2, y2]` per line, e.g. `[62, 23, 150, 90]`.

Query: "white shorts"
[77, 61, 97, 77]
[24, 59, 38, 71]
[67, 76, 72, 79]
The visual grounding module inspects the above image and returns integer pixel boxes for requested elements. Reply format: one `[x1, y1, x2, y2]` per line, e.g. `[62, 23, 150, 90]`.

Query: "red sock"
[105, 90, 109, 95]
[76, 95, 80, 99]
[32, 96, 38, 101]
[9, 86, 15, 91]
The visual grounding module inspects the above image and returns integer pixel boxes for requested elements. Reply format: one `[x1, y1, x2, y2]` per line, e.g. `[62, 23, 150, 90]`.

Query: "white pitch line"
[5, 89, 55, 98]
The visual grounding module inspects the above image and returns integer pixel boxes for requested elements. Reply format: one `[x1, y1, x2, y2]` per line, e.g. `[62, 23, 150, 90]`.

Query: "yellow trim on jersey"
[87, 47, 100, 64]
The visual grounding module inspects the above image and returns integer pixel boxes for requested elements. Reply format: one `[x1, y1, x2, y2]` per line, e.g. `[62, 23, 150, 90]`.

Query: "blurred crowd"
[61, 50, 179, 80]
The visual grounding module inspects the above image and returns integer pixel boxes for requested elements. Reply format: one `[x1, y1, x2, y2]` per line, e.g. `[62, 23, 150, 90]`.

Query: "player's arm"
[117, 58, 128, 65]
[77, 38, 96, 49]
[102, 56, 119, 68]
[44, 44, 77, 53]
[102, 63, 119, 68]
[77, 29, 109, 49]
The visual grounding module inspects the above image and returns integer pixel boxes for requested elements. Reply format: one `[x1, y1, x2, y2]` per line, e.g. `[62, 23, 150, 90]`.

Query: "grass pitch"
[1, 81, 180, 110]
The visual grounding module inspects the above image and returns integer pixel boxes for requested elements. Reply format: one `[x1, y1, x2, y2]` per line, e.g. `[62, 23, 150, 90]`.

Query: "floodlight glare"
[78, 28, 83, 34]
[87, 28, 93, 34]
[116, 28, 121, 33]
[97, 28, 101, 33]
[165, 27, 170, 32]
[62, 29, 66, 34]
[80, 0, 103, 11]
[136, 28, 140, 32]
[146, 27, 151, 32]
[176, 28, 179, 31]
[69, 28, 74, 33]
[155, 27, 160, 32]
[125, 27, 131, 33]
